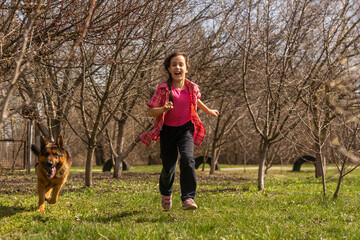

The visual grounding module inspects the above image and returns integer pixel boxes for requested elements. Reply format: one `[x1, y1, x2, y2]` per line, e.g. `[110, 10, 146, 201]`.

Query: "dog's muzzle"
[43, 162, 57, 179]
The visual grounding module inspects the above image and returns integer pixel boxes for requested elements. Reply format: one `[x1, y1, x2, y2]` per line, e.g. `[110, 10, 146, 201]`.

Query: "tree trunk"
[202, 155, 208, 172]
[315, 148, 323, 178]
[113, 156, 122, 178]
[36, 122, 50, 140]
[94, 143, 105, 166]
[51, 118, 61, 141]
[113, 119, 125, 178]
[334, 160, 346, 197]
[85, 146, 95, 187]
[258, 141, 269, 191]
[314, 135, 326, 195]
[243, 150, 247, 173]
[320, 155, 326, 196]
[34, 124, 40, 174]
[210, 144, 218, 174]
[334, 170, 344, 198]
[210, 112, 222, 174]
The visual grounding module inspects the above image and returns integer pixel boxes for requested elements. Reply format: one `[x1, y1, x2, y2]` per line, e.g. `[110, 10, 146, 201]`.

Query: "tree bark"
[85, 145, 95, 187]
[113, 119, 125, 178]
[334, 160, 346, 198]
[258, 140, 270, 191]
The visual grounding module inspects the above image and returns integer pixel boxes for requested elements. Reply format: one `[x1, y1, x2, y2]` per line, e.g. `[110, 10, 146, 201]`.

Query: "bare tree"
[297, 0, 360, 195]
[232, 0, 317, 190]
[68, 0, 220, 186]
[0, 0, 96, 130]
[331, 120, 360, 197]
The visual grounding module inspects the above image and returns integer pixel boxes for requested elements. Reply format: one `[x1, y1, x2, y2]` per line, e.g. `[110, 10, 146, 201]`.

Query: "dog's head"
[31, 135, 66, 179]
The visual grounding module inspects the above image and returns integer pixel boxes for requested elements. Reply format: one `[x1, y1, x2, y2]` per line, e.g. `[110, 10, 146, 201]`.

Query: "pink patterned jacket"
[139, 79, 206, 147]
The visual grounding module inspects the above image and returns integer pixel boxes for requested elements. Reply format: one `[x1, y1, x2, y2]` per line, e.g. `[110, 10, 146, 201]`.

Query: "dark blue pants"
[159, 121, 197, 201]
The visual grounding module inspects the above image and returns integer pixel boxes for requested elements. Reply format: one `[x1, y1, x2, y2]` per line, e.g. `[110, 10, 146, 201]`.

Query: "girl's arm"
[197, 99, 219, 117]
[148, 102, 173, 117]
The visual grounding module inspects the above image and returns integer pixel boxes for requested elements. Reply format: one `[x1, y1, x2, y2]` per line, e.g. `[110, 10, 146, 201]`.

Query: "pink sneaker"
[182, 198, 198, 210]
[162, 195, 172, 211]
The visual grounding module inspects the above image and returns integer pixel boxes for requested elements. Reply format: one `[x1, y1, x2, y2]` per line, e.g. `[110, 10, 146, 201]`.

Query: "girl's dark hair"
[163, 52, 190, 102]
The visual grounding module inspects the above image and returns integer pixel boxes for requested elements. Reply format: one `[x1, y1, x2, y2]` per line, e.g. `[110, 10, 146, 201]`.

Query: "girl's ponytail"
[167, 78, 174, 103]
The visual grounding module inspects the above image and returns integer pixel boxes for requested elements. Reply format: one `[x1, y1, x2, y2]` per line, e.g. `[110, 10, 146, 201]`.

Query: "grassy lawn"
[1, 165, 360, 239]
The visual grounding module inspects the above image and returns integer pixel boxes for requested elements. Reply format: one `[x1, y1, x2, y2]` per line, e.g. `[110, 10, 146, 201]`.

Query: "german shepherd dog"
[31, 135, 71, 214]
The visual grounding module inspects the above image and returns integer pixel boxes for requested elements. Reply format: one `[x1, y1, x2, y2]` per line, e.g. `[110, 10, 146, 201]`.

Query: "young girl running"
[140, 52, 219, 211]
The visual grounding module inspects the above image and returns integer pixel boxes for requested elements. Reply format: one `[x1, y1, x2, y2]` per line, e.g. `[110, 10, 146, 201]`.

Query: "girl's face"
[168, 55, 188, 83]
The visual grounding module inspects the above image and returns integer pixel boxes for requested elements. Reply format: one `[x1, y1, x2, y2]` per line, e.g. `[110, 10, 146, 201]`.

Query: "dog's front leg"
[44, 187, 52, 202]
[38, 184, 46, 214]
[46, 185, 62, 204]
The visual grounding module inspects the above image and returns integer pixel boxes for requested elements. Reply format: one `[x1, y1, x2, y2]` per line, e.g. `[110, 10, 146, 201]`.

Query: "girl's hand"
[163, 101, 173, 112]
[209, 109, 219, 117]
[197, 99, 219, 117]
[148, 102, 173, 117]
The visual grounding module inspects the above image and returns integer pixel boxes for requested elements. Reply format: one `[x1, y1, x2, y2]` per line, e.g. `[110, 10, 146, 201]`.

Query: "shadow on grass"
[88, 210, 143, 223]
[0, 200, 28, 219]
[198, 186, 249, 193]
[32, 214, 56, 222]
[82, 209, 178, 224]
[135, 213, 178, 223]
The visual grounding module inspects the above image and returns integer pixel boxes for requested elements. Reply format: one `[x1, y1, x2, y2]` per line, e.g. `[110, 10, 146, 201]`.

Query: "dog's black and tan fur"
[31, 135, 71, 214]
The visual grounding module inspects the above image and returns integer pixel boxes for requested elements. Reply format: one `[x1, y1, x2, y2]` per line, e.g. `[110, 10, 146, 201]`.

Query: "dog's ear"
[40, 135, 47, 149]
[56, 135, 64, 149]
[31, 145, 40, 156]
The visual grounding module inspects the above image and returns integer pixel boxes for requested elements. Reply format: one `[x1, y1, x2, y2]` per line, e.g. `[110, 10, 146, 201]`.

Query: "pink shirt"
[164, 84, 191, 126]
[139, 79, 206, 147]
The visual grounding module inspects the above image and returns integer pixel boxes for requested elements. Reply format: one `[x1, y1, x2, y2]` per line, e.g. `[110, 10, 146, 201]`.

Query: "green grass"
[1, 165, 360, 239]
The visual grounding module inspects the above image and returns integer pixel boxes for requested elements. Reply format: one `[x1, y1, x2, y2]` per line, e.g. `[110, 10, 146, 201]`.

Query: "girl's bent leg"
[159, 165, 176, 196]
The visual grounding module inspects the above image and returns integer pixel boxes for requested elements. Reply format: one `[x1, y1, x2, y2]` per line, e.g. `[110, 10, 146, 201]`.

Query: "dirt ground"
[0, 170, 252, 195]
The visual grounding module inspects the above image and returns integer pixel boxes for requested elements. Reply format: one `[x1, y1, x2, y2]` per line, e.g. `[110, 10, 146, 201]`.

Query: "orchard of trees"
[1, 0, 359, 194]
